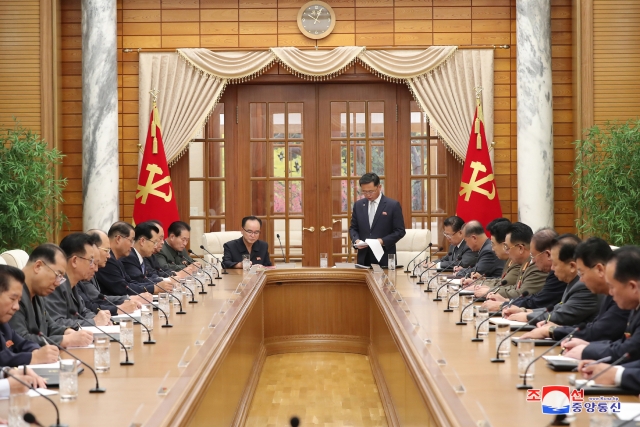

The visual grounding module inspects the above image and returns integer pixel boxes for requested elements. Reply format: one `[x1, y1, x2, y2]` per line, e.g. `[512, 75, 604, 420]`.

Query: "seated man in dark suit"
[143, 220, 172, 278]
[456, 221, 504, 279]
[0, 265, 59, 366]
[426, 216, 477, 271]
[508, 234, 599, 326]
[9, 244, 93, 348]
[349, 173, 406, 267]
[222, 216, 272, 269]
[121, 222, 167, 284]
[472, 219, 521, 296]
[156, 221, 200, 273]
[521, 237, 629, 341]
[564, 246, 640, 362]
[95, 222, 172, 297]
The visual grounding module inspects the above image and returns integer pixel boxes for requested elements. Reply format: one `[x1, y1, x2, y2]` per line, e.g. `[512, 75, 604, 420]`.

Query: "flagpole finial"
[150, 88, 159, 105]
[475, 86, 483, 100]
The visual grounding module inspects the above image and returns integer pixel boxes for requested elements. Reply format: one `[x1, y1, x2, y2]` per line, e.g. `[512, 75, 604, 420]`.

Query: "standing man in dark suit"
[222, 216, 272, 269]
[457, 221, 504, 278]
[427, 216, 477, 271]
[349, 173, 406, 267]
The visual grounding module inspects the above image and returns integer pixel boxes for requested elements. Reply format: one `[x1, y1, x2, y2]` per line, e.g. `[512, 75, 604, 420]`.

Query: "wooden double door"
[231, 83, 399, 267]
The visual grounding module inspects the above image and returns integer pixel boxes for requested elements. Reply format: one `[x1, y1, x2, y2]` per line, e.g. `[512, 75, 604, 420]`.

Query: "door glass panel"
[430, 178, 447, 214]
[289, 219, 303, 258]
[289, 181, 303, 213]
[288, 103, 303, 139]
[349, 102, 365, 137]
[288, 142, 302, 177]
[272, 180, 286, 214]
[250, 103, 266, 139]
[207, 141, 224, 178]
[189, 141, 204, 178]
[332, 180, 348, 214]
[369, 101, 384, 137]
[272, 142, 286, 177]
[331, 102, 347, 138]
[371, 143, 384, 176]
[411, 179, 423, 212]
[269, 103, 285, 139]
[207, 103, 224, 139]
[189, 181, 205, 217]
[331, 141, 347, 177]
[208, 181, 225, 218]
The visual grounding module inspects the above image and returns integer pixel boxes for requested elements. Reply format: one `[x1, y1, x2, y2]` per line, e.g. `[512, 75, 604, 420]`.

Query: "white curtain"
[138, 46, 493, 164]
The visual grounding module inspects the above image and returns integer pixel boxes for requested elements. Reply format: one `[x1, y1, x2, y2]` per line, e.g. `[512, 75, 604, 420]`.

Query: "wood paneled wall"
[57, 0, 575, 235]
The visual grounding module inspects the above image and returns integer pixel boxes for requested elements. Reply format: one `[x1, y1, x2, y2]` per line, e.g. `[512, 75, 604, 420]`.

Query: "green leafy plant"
[573, 119, 640, 245]
[0, 120, 67, 252]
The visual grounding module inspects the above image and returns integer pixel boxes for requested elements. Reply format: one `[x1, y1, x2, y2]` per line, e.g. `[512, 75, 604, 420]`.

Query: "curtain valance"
[139, 46, 493, 165]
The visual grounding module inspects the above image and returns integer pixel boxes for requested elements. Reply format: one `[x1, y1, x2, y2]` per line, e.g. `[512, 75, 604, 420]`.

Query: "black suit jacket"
[617, 359, 640, 393]
[95, 251, 156, 296]
[438, 240, 477, 270]
[456, 239, 504, 278]
[552, 295, 630, 342]
[222, 237, 271, 269]
[0, 322, 39, 367]
[511, 271, 566, 309]
[76, 277, 127, 316]
[44, 277, 96, 328]
[527, 276, 600, 325]
[144, 254, 171, 278]
[582, 308, 640, 363]
[121, 249, 164, 284]
[349, 194, 406, 267]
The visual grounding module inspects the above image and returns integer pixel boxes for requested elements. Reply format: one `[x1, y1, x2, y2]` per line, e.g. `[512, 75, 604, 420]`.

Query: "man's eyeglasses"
[98, 247, 110, 254]
[42, 262, 66, 284]
[75, 255, 95, 266]
[147, 239, 160, 245]
[243, 228, 260, 236]
[503, 243, 524, 252]
[531, 250, 549, 261]
[443, 232, 459, 239]
[117, 235, 134, 243]
[361, 190, 378, 195]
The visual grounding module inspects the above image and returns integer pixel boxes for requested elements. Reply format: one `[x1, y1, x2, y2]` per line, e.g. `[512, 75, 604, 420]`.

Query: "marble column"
[516, 0, 554, 230]
[81, 0, 119, 231]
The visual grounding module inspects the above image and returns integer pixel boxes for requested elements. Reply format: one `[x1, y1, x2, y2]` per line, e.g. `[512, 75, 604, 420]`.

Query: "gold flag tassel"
[150, 89, 161, 154]
[474, 87, 484, 150]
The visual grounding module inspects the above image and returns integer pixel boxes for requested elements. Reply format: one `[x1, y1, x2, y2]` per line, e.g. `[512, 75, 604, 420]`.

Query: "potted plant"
[0, 120, 67, 252]
[573, 119, 640, 245]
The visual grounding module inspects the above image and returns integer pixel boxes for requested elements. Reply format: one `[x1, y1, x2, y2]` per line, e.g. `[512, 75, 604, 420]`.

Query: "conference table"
[2, 268, 635, 426]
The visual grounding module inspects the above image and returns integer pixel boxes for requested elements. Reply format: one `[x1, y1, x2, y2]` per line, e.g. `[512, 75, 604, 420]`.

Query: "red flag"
[132, 104, 180, 228]
[455, 102, 502, 230]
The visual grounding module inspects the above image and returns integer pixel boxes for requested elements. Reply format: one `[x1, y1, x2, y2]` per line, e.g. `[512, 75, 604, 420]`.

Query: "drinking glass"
[495, 324, 511, 357]
[388, 254, 396, 270]
[518, 339, 535, 378]
[461, 295, 474, 322]
[448, 284, 460, 308]
[120, 318, 134, 350]
[94, 335, 110, 373]
[476, 307, 489, 336]
[437, 277, 449, 299]
[158, 293, 170, 319]
[184, 278, 195, 296]
[172, 283, 183, 307]
[141, 303, 153, 332]
[242, 254, 251, 271]
[320, 253, 328, 268]
[9, 392, 30, 427]
[59, 359, 78, 401]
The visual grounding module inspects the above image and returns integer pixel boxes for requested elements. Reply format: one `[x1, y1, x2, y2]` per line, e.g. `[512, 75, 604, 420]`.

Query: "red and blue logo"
[540, 386, 571, 414]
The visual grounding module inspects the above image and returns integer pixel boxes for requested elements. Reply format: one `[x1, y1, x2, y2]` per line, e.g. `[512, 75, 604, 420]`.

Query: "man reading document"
[349, 173, 406, 267]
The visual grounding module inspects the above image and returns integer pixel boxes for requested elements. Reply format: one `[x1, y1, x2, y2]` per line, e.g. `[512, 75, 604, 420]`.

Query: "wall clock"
[297, 1, 336, 40]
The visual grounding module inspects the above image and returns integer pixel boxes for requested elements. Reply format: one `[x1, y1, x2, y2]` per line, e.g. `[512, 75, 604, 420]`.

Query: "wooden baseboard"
[368, 344, 400, 427]
[231, 344, 267, 426]
[264, 335, 369, 355]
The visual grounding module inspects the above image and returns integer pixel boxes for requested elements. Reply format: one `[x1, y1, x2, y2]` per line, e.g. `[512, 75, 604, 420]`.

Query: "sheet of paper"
[616, 402, 640, 420]
[81, 325, 120, 335]
[542, 355, 579, 364]
[489, 318, 527, 327]
[0, 389, 57, 401]
[354, 241, 368, 249]
[112, 309, 141, 322]
[364, 238, 384, 262]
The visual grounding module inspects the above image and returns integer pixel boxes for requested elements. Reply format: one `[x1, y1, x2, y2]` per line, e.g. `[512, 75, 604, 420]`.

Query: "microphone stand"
[152, 280, 186, 314]
[457, 280, 499, 325]
[429, 257, 463, 295]
[471, 309, 508, 342]
[444, 277, 484, 313]
[76, 313, 134, 365]
[3, 368, 68, 427]
[126, 285, 173, 327]
[277, 233, 287, 263]
[490, 308, 551, 363]
[201, 244, 228, 274]
[39, 333, 106, 392]
[167, 275, 196, 305]
[98, 295, 156, 344]
[517, 324, 585, 389]
[417, 266, 438, 286]
[406, 243, 432, 276]
[189, 249, 221, 281]
[182, 266, 207, 295]
[576, 352, 631, 391]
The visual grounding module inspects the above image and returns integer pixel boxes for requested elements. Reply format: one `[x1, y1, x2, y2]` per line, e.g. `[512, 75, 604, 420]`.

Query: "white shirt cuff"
[0, 378, 10, 399]
[614, 366, 624, 386]
[436, 262, 441, 269]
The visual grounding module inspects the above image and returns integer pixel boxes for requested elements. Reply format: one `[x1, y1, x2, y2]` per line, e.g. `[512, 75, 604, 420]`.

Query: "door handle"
[320, 226, 332, 232]
[303, 226, 315, 232]
[332, 219, 341, 224]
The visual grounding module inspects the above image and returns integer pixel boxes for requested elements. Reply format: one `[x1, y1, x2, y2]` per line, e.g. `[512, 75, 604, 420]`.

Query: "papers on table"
[489, 318, 528, 327]
[364, 239, 384, 262]
[0, 389, 57, 400]
[112, 309, 141, 323]
[616, 403, 640, 420]
[81, 325, 120, 335]
[543, 355, 579, 365]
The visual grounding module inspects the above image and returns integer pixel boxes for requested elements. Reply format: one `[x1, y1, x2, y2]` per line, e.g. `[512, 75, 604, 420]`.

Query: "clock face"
[297, 1, 336, 40]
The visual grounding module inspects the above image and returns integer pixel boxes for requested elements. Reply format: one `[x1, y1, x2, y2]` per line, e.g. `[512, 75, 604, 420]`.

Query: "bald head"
[87, 229, 110, 268]
[463, 220, 488, 251]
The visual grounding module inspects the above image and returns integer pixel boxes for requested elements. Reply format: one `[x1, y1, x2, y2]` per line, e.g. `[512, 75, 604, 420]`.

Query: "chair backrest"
[1, 249, 30, 269]
[395, 229, 432, 268]
[202, 231, 243, 262]
[0, 257, 6, 265]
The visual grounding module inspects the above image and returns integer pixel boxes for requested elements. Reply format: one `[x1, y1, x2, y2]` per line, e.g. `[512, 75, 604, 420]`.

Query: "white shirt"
[369, 192, 383, 217]
[437, 241, 463, 269]
[0, 378, 9, 398]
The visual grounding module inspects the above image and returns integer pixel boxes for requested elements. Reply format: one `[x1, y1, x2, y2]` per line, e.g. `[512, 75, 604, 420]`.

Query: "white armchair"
[1, 249, 30, 269]
[202, 231, 242, 263]
[395, 229, 431, 269]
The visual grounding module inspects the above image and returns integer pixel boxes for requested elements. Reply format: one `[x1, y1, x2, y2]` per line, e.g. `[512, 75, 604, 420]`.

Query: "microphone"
[200, 245, 228, 274]
[153, 279, 186, 314]
[490, 305, 554, 363]
[167, 275, 196, 305]
[433, 257, 463, 302]
[406, 242, 432, 275]
[290, 417, 300, 427]
[181, 266, 207, 296]
[276, 234, 287, 263]
[23, 413, 44, 427]
[188, 249, 221, 281]
[126, 285, 173, 327]
[517, 323, 587, 390]
[420, 250, 454, 288]
[97, 294, 155, 344]
[444, 276, 484, 312]
[577, 352, 632, 391]
[457, 280, 509, 325]
[470, 292, 526, 342]
[75, 312, 134, 365]
[38, 333, 106, 392]
[2, 368, 68, 427]
[415, 246, 443, 284]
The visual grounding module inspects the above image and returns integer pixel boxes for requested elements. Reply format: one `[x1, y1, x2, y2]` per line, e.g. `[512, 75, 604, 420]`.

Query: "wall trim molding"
[265, 334, 369, 355]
